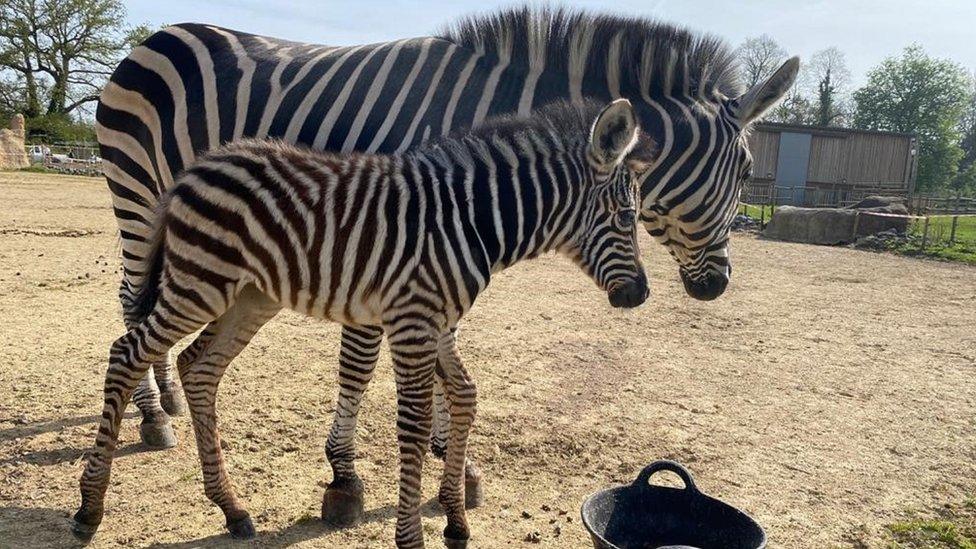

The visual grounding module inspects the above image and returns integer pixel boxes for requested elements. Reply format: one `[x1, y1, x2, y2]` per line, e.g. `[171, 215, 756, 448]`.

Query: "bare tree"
[736, 34, 788, 88]
[808, 47, 851, 126]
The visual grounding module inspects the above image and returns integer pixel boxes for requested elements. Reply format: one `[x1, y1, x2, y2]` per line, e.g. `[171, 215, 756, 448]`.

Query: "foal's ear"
[589, 99, 640, 170]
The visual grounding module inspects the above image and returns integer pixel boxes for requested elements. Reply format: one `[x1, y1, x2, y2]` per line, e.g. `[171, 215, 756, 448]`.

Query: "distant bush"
[25, 114, 96, 144]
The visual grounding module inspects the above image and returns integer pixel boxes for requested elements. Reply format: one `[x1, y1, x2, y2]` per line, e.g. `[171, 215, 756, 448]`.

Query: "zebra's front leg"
[322, 324, 383, 528]
[435, 331, 477, 548]
[386, 322, 438, 549]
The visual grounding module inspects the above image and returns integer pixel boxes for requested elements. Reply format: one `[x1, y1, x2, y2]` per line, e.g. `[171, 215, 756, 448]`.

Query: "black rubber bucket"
[580, 460, 766, 549]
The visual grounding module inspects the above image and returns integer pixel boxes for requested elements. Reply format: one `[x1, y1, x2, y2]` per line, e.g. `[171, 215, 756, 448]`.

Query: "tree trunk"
[45, 58, 70, 114]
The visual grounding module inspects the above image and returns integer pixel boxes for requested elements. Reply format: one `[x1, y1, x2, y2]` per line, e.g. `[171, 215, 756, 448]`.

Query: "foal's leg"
[176, 286, 281, 539]
[432, 333, 483, 509]
[74, 303, 210, 542]
[435, 331, 477, 548]
[322, 324, 383, 527]
[386, 322, 438, 549]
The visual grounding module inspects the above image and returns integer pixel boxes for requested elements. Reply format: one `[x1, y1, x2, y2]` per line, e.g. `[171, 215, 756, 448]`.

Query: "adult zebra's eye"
[617, 209, 636, 227]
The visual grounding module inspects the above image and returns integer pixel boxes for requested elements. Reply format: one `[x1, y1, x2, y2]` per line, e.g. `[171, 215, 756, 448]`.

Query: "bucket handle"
[633, 460, 699, 493]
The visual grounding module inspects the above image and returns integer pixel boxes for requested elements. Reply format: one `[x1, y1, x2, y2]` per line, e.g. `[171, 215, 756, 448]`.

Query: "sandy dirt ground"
[0, 171, 974, 548]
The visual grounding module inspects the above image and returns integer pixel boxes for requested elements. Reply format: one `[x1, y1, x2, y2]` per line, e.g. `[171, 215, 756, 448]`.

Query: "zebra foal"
[74, 99, 651, 548]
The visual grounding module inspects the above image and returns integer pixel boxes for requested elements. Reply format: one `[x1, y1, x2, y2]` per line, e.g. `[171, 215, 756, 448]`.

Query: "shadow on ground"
[143, 498, 446, 548]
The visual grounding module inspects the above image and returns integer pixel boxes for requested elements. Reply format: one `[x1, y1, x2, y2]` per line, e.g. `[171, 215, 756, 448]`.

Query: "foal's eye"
[616, 209, 636, 227]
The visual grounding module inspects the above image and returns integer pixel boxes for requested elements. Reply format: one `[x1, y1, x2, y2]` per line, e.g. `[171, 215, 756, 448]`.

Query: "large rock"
[762, 204, 909, 245]
[0, 114, 29, 170]
[762, 206, 859, 245]
[847, 196, 908, 210]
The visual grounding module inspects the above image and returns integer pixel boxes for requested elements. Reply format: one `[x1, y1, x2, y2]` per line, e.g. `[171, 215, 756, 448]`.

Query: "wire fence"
[24, 142, 102, 176]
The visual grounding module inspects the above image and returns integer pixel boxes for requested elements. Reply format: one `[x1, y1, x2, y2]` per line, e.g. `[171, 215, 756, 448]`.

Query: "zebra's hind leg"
[386, 321, 438, 549]
[131, 368, 178, 449]
[122, 280, 179, 449]
[154, 357, 186, 416]
[322, 324, 383, 528]
[176, 285, 280, 540]
[435, 331, 477, 548]
[74, 308, 206, 542]
[432, 331, 484, 510]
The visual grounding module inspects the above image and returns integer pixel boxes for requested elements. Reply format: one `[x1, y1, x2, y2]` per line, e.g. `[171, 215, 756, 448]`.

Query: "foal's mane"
[439, 6, 742, 99]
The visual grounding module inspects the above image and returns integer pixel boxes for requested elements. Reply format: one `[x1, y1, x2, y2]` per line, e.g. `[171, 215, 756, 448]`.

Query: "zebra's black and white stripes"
[75, 100, 651, 548]
[94, 5, 798, 514]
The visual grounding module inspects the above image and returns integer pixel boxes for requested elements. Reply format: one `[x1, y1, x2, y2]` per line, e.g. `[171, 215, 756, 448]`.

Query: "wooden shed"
[743, 123, 918, 207]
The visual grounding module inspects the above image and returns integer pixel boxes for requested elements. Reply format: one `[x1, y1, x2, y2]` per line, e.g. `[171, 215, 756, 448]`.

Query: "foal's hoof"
[444, 537, 469, 549]
[71, 509, 102, 545]
[226, 514, 256, 539]
[322, 476, 365, 528]
[139, 420, 177, 449]
[71, 519, 98, 544]
[159, 389, 187, 416]
[464, 464, 484, 509]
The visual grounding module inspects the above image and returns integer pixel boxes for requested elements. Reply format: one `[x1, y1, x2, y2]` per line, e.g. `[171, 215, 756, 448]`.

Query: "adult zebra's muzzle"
[607, 273, 649, 308]
[680, 269, 729, 301]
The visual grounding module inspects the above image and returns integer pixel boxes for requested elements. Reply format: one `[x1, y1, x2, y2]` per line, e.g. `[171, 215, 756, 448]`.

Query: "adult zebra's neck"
[404, 130, 588, 278]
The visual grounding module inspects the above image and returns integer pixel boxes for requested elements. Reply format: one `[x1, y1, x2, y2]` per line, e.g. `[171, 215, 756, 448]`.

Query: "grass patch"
[738, 203, 775, 223]
[886, 502, 976, 549]
[913, 216, 976, 244]
[899, 217, 976, 265]
[888, 519, 976, 549]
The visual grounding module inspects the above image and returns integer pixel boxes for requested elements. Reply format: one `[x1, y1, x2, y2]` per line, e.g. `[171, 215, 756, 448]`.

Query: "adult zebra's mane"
[440, 7, 742, 100]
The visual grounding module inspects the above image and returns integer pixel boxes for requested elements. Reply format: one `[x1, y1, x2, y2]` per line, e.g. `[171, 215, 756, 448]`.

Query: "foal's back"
[165, 140, 411, 325]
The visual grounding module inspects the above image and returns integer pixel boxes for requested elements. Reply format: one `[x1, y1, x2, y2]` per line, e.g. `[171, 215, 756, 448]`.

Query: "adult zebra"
[95, 4, 796, 518]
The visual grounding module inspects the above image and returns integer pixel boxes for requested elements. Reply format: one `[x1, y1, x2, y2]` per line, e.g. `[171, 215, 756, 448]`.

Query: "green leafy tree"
[854, 45, 970, 192]
[959, 72, 976, 174]
[951, 161, 976, 195]
[0, 0, 150, 139]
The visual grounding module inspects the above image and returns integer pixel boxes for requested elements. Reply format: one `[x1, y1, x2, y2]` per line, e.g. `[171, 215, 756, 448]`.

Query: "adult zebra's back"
[96, 7, 798, 507]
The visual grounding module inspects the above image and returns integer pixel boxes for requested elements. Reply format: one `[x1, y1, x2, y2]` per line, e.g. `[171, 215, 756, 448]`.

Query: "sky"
[125, 0, 976, 91]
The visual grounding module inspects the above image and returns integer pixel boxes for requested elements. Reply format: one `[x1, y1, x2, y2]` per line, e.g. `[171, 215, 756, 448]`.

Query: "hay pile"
[0, 114, 29, 170]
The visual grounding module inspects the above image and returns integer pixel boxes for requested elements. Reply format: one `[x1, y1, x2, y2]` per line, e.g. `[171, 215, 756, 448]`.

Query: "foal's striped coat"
[75, 100, 651, 548]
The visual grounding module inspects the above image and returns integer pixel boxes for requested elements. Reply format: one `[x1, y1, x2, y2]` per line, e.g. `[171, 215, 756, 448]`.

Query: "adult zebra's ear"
[734, 56, 801, 126]
[589, 99, 640, 170]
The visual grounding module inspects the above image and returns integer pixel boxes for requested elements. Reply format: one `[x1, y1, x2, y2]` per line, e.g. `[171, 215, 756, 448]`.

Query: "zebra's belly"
[282, 288, 385, 327]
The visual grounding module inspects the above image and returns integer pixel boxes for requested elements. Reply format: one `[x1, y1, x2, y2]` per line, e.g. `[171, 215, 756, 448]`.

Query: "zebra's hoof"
[322, 476, 365, 528]
[444, 537, 469, 549]
[71, 519, 98, 544]
[71, 508, 102, 545]
[464, 464, 484, 509]
[159, 389, 186, 416]
[226, 514, 256, 539]
[139, 420, 177, 449]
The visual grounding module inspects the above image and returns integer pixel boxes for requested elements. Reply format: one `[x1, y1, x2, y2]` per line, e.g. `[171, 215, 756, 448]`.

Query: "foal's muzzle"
[608, 273, 649, 309]
[680, 269, 729, 301]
